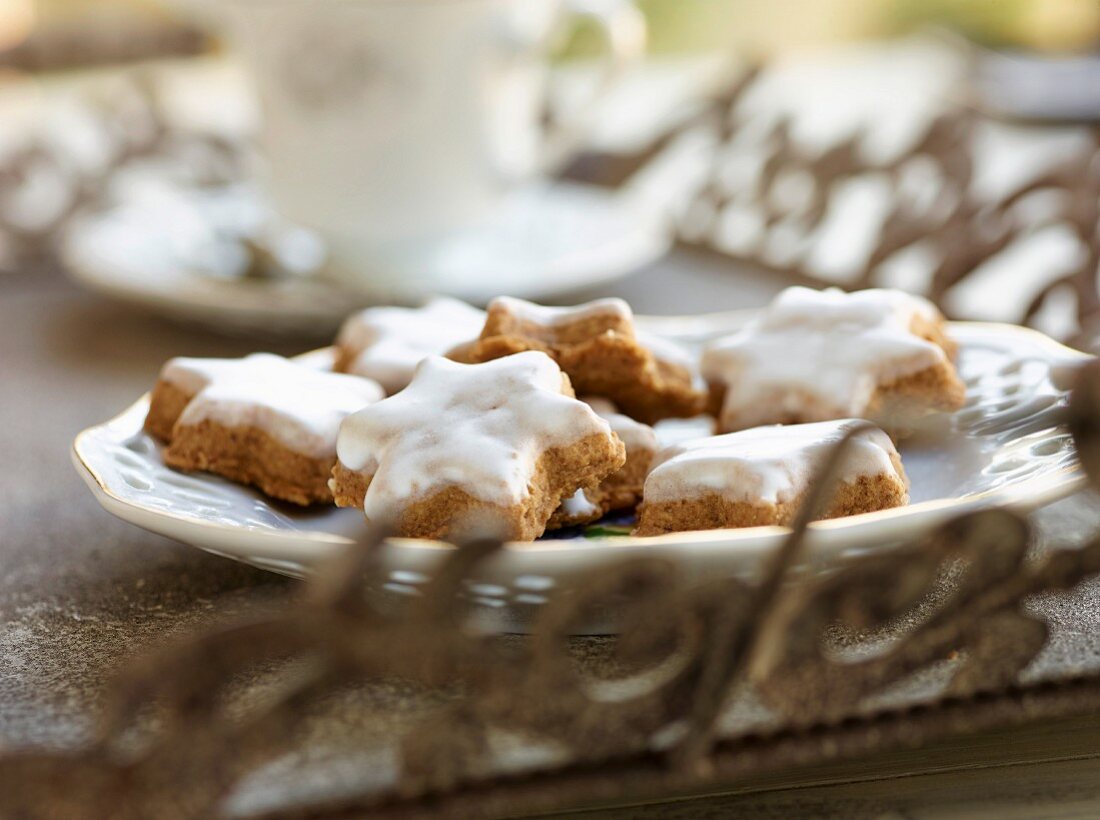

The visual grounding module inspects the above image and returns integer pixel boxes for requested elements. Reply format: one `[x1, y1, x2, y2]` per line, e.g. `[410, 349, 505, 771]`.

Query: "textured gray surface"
[1, 273, 297, 748]
[3, 257, 1100, 812]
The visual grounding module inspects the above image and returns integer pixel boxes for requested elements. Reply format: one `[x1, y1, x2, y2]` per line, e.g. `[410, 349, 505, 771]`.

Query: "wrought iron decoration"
[684, 94, 1100, 347]
[566, 64, 1100, 348]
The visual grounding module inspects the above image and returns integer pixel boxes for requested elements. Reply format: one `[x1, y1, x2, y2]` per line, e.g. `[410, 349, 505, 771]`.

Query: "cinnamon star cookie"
[450, 296, 706, 424]
[634, 419, 908, 536]
[147, 353, 384, 505]
[330, 351, 626, 541]
[334, 297, 485, 395]
[701, 287, 965, 433]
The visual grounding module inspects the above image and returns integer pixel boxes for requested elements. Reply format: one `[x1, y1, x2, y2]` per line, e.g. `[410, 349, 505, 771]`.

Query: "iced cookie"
[334, 297, 486, 394]
[634, 419, 908, 536]
[450, 296, 706, 424]
[701, 287, 965, 433]
[330, 352, 626, 541]
[547, 398, 659, 529]
[146, 353, 384, 505]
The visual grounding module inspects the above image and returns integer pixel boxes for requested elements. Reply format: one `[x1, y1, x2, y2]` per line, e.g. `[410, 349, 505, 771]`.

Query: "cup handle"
[537, 0, 647, 174]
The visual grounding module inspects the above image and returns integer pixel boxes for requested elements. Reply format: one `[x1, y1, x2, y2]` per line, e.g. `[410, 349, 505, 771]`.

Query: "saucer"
[61, 179, 670, 338]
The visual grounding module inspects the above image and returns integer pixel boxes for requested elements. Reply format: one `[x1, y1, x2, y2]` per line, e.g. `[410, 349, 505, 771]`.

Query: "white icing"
[583, 397, 657, 456]
[560, 488, 601, 518]
[490, 296, 633, 327]
[166, 353, 384, 459]
[337, 297, 485, 394]
[294, 347, 340, 372]
[635, 330, 707, 390]
[644, 419, 903, 505]
[701, 287, 949, 428]
[161, 356, 244, 396]
[653, 415, 718, 448]
[336, 351, 616, 519]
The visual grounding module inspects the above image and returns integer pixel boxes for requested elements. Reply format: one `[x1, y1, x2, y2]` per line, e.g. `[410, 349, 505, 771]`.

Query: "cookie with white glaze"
[450, 296, 706, 424]
[547, 397, 658, 529]
[147, 353, 384, 505]
[330, 352, 626, 541]
[634, 419, 908, 536]
[334, 297, 485, 395]
[701, 287, 965, 433]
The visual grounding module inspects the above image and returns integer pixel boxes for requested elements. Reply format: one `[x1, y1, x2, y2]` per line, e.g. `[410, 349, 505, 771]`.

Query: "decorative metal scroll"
[3, 362, 1100, 817]
[669, 72, 1100, 348]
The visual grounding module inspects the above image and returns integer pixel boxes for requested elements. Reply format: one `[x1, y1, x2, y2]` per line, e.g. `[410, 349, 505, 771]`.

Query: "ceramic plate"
[73, 314, 1089, 632]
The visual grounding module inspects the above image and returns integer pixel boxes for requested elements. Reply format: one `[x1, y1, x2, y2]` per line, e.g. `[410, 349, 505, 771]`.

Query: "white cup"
[211, 0, 646, 292]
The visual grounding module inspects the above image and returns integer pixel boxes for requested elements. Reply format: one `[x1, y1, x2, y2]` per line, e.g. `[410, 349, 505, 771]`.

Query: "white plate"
[61, 180, 669, 338]
[73, 316, 1089, 632]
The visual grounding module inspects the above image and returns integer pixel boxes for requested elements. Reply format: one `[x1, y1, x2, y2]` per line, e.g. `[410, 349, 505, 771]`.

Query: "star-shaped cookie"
[330, 351, 626, 541]
[334, 297, 485, 394]
[701, 287, 965, 433]
[147, 353, 384, 504]
[450, 296, 706, 424]
[634, 419, 908, 536]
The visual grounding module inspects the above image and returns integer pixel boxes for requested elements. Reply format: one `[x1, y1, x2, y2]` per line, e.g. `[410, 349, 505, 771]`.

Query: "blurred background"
[6, 0, 1100, 346]
[7, 0, 1100, 59]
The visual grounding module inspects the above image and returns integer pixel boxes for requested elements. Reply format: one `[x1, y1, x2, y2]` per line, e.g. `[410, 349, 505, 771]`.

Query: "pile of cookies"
[145, 286, 966, 541]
